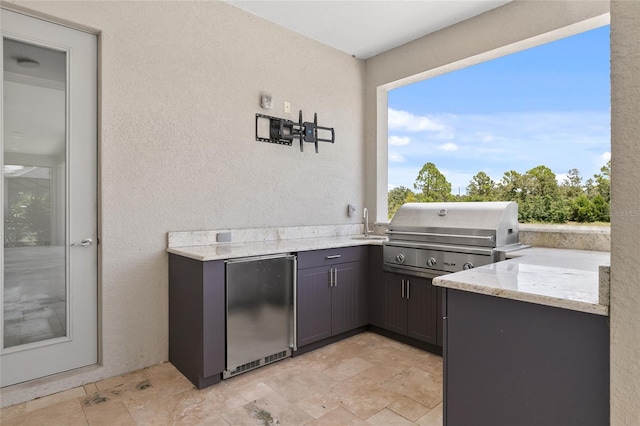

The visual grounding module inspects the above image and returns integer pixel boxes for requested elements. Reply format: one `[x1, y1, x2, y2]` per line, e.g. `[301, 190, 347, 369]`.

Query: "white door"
[1, 9, 97, 387]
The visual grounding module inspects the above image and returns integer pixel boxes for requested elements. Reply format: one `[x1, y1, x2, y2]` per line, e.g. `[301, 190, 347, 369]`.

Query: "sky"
[388, 25, 611, 195]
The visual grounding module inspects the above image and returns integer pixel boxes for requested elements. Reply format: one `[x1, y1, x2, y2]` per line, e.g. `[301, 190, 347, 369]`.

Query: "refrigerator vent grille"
[231, 359, 260, 376]
[225, 349, 292, 379]
[265, 350, 288, 364]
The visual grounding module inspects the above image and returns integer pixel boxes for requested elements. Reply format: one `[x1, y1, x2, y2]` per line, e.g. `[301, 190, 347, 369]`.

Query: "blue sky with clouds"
[388, 25, 610, 194]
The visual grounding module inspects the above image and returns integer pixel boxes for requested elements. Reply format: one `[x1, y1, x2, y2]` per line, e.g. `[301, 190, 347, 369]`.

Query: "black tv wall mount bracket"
[255, 110, 335, 153]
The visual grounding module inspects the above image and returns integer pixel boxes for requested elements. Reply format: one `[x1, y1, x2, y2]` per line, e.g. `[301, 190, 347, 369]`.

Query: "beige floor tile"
[351, 365, 398, 386]
[366, 408, 416, 425]
[264, 363, 338, 405]
[221, 391, 314, 425]
[295, 349, 343, 373]
[333, 374, 403, 420]
[415, 402, 443, 426]
[2, 399, 87, 426]
[140, 362, 195, 394]
[94, 369, 148, 394]
[82, 398, 135, 426]
[235, 381, 277, 402]
[307, 407, 368, 425]
[296, 392, 342, 419]
[121, 394, 178, 424]
[4, 332, 444, 426]
[197, 386, 250, 414]
[25, 386, 86, 412]
[0, 402, 26, 420]
[322, 357, 374, 382]
[387, 396, 430, 422]
[83, 383, 99, 395]
[380, 367, 442, 409]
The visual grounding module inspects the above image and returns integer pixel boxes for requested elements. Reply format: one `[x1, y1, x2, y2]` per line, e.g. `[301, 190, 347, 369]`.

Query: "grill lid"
[387, 201, 520, 248]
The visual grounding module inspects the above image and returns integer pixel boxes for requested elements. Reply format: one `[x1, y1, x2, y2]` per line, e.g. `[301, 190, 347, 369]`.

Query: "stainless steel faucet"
[363, 208, 371, 237]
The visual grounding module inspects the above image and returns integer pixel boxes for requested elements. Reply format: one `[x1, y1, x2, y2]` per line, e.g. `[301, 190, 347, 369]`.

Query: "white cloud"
[389, 152, 405, 163]
[438, 142, 459, 152]
[389, 135, 410, 146]
[476, 131, 495, 142]
[388, 108, 446, 132]
[387, 110, 611, 191]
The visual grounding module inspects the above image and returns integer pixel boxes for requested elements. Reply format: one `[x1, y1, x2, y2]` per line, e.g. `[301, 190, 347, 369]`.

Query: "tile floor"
[0, 332, 443, 425]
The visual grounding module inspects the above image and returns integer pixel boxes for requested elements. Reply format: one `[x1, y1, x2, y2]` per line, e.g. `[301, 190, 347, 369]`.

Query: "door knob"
[71, 238, 93, 247]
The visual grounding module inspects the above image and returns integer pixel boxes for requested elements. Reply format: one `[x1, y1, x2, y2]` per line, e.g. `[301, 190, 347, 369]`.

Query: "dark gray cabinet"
[168, 254, 225, 388]
[382, 272, 439, 345]
[297, 246, 367, 347]
[443, 288, 609, 426]
[368, 246, 385, 328]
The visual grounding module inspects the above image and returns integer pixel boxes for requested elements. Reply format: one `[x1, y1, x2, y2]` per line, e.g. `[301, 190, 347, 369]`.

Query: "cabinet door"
[297, 265, 332, 346]
[331, 261, 363, 335]
[383, 272, 407, 335]
[406, 277, 438, 344]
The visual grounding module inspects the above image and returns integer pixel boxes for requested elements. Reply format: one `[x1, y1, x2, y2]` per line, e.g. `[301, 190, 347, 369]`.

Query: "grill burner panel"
[384, 245, 493, 275]
[384, 202, 523, 276]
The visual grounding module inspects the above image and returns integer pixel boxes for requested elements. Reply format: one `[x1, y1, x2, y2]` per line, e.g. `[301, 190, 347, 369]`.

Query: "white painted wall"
[610, 1, 640, 423]
[1, 0, 364, 404]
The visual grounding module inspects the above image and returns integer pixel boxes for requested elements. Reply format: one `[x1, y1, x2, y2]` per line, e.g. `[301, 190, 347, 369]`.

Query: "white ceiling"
[225, 0, 512, 59]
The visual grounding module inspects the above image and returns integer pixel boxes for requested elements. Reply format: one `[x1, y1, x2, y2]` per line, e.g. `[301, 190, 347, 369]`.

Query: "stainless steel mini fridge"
[224, 254, 296, 378]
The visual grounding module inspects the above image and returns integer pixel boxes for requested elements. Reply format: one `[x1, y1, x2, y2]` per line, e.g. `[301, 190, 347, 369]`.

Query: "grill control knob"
[395, 254, 405, 264]
[427, 257, 437, 267]
[463, 262, 474, 270]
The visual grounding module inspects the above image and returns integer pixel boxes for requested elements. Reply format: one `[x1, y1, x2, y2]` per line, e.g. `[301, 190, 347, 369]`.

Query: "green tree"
[588, 160, 611, 203]
[466, 171, 496, 200]
[388, 186, 414, 218]
[523, 165, 559, 197]
[560, 168, 584, 198]
[497, 170, 525, 201]
[414, 162, 452, 202]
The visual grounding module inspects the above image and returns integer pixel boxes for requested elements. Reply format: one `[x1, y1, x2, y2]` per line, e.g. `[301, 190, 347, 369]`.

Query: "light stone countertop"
[167, 235, 384, 261]
[168, 226, 610, 316]
[433, 247, 610, 316]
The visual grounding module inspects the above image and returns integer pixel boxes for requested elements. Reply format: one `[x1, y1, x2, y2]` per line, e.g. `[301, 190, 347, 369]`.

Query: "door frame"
[1, 6, 101, 387]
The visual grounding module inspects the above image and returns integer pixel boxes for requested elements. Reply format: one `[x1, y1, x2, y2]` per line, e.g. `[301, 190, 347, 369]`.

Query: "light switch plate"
[347, 204, 357, 217]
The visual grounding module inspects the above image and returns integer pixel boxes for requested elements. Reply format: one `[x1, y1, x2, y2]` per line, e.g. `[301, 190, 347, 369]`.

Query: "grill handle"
[386, 230, 494, 242]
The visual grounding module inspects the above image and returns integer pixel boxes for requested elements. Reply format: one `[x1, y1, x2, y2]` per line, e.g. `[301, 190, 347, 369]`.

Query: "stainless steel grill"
[383, 202, 525, 278]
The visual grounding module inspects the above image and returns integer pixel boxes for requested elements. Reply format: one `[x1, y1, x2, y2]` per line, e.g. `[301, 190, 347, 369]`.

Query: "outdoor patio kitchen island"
[434, 247, 610, 426]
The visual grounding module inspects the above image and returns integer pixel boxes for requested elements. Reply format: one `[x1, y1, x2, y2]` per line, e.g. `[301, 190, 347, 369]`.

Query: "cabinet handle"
[334, 268, 338, 287]
[401, 279, 405, 298]
[407, 280, 410, 299]
[329, 267, 334, 287]
[325, 254, 342, 259]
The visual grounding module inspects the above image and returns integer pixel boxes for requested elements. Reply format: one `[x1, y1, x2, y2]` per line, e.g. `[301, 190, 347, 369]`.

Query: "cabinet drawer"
[297, 246, 365, 269]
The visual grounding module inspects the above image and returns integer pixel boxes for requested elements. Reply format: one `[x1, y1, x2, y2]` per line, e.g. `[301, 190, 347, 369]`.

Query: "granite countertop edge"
[167, 235, 384, 261]
[433, 247, 610, 316]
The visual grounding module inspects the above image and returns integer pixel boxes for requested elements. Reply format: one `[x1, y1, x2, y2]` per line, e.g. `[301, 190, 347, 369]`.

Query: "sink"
[351, 235, 387, 240]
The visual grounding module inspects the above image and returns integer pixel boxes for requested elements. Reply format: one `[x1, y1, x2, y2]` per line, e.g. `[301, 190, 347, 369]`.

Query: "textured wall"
[610, 1, 640, 422]
[2, 0, 364, 402]
[364, 0, 610, 222]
